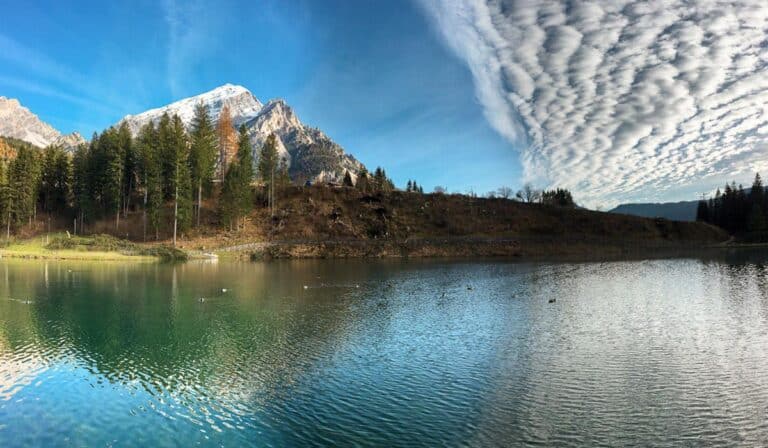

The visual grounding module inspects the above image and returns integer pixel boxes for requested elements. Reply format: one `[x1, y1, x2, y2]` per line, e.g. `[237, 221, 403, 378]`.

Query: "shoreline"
[0, 234, 753, 264]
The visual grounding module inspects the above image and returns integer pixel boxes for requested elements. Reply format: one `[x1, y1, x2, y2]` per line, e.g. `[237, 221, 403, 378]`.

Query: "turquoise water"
[1, 256, 768, 446]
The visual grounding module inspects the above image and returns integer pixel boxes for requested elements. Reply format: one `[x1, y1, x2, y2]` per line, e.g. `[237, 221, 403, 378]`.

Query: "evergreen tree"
[343, 170, 353, 187]
[541, 188, 575, 207]
[136, 122, 163, 240]
[8, 146, 41, 226]
[169, 115, 192, 243]
[696, 200, 709, 222]
[189, 102, 217, 226]
[117, 122, 136, 217]
[157, 113, 175, 199]
[39, 145, 70, 213]
[72, 143, 91, 231]
[258, 134, 278, 214]
[101, 128, 124, 229]
[406, 180, 413, 192]
[236, 125, 255, 218]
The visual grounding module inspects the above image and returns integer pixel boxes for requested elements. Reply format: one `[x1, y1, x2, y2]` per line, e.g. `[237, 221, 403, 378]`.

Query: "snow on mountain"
[120, 84, 263, 135]
[0, 97, 84, 149]
[119, 84, 364, 183]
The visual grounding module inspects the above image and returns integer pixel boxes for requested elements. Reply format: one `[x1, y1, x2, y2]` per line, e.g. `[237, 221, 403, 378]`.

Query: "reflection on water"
[1, 254, 768, 446]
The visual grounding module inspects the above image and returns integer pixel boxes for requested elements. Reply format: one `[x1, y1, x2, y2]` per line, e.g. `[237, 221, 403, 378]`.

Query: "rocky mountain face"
[0, 97, 85, 150]
[119, 84, 364, 183]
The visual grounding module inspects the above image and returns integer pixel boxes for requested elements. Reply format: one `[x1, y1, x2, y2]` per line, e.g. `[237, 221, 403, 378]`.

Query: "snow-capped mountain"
[119, 84, 364, 183]
[120, 84, 263, 135]
[0, 97, 85, 149]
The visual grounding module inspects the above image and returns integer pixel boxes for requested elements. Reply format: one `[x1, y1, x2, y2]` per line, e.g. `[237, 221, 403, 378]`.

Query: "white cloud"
[418, 0, 768, 206]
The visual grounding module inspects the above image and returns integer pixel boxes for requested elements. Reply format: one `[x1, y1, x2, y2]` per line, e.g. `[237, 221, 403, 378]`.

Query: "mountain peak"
[120, 83, 263, 134]
[0, 96, 63, 148]
[119, 84, 365, 183]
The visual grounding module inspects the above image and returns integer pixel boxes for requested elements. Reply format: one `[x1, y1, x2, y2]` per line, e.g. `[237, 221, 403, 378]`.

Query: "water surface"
[1, 254, 768, 446]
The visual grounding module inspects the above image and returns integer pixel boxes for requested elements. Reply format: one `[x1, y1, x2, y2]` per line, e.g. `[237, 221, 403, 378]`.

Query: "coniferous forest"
[696, 173, 768, 239]
[0, 103, 402, 243]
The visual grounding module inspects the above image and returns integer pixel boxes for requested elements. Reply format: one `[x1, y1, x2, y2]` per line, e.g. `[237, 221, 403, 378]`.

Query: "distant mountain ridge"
[118, 84, 364, 183]
[0, 97, 85, 150]
[609, 201, 699, 222]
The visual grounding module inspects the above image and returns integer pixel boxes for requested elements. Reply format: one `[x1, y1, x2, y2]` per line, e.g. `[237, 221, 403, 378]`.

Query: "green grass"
[0, 233, 187, 262]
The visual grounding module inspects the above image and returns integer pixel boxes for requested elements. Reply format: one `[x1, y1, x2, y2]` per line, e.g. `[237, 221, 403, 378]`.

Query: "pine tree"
[72, 143, 91, 232]
[100, 128, 124, 230]
[189, 102, 217, 226]
[40, 145, 70, 212]
[169, 115, 192, 244]
[406, 180, 413, 192]
[157, 113, 175, 199]
[136, 122, 163, 240]
[8, 146, 41, 227]
[343, 170, 353, 187]
[117, 122, 135, 218]
[258, 134, 278, 214]
[236, 125, 254, 220]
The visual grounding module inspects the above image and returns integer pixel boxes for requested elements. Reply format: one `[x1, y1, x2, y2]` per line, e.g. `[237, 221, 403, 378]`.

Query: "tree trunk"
[143, 186, 148, 242]
[173, 185, 178, 248]
[197, 181, 202, 227]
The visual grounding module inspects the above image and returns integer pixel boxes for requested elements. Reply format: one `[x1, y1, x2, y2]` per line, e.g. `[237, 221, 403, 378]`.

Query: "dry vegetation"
[13, 186, 729, 261]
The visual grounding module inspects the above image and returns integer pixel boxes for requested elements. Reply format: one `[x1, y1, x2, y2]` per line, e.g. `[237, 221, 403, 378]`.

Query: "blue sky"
[0, 0, 521, 196]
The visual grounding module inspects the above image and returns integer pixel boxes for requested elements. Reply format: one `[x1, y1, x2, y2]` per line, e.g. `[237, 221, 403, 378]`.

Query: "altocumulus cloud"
[418, 0, 768, 206]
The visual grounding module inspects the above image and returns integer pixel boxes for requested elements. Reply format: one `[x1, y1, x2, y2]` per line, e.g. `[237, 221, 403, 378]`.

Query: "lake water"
[1, 254, 768, 446]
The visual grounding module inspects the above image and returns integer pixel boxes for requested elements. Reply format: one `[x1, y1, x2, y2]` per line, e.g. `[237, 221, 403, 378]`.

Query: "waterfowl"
[548, 298, 556, 303]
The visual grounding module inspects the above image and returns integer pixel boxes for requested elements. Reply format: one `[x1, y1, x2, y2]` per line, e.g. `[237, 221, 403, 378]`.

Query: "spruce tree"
[189, 102, 217, 226]
[236, 125, 254, 220]
[72, 143, 91, 232]
[169, 115, 192, 244]
[136, 122, 163, 240]
[117, 122, 135, 217]
[258, 133, 278, 214]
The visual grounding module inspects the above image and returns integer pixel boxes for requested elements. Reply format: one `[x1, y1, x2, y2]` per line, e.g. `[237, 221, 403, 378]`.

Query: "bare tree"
[497, 186, 513, 199]
[516, 183, 541, 203]
[433, 185, 448, 194]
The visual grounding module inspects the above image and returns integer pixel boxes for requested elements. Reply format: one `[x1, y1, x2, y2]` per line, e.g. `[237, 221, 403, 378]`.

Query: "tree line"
[696, 173, 768, 235]
[0, 102, 404, 243]
[0, 104, 290, 244]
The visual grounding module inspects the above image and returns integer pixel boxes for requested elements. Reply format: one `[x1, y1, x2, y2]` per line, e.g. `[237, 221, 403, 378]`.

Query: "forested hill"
[609, 201, 699, 222]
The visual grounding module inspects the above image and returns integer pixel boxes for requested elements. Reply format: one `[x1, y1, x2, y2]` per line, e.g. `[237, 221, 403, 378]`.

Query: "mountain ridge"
[118, 84, 364, 183]
[0, 97, 85, 149]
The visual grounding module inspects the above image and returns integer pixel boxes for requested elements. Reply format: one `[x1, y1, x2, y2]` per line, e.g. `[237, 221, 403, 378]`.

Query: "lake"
[1, 254, 768, 446]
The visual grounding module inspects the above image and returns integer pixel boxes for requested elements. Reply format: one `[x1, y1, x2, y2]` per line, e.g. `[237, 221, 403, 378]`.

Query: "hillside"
[48, 186, 726, 260]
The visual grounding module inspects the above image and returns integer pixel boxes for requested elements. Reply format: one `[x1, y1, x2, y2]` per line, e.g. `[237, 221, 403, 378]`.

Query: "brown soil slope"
[22, 186, 728, 260]
[192, 187, 728, 259]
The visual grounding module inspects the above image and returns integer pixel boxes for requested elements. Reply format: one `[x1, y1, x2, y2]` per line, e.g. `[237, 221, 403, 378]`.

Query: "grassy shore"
[0, 233, 185, 262]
